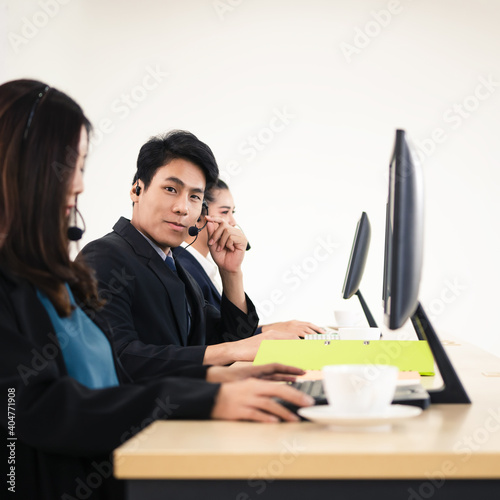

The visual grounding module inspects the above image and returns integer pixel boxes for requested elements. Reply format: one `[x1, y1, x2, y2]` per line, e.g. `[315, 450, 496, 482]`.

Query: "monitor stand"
[355, 290, 378, 328]
[411, 302, 471, 404]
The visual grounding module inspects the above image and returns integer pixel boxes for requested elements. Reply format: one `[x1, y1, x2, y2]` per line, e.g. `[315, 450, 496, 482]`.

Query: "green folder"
[253, 339, 435, 375]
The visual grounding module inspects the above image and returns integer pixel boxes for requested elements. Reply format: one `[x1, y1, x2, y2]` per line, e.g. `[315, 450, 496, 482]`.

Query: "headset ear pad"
[198, 200, 209, 222]
[135, 182, 141, 196]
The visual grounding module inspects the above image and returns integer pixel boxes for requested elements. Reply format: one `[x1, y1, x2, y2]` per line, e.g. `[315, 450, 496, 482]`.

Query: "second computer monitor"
[342, 211, 377, 328]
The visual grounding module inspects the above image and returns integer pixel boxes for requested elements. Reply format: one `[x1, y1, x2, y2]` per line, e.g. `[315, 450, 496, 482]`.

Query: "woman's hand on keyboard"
[206, 363, 306, 383]
[260, 320, 325, 337]
[211, 379, 315, 422]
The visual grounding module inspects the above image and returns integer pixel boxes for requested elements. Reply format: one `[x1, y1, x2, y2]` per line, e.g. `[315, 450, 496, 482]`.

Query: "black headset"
[188, 201, 209, 236]
[67, 206, 86, 241]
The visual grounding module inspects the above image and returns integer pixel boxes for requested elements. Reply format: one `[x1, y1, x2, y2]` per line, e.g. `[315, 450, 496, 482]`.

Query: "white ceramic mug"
[322, 364, 398, 415]
[334, 310, 362, 327]
[338, 327, 381, 340]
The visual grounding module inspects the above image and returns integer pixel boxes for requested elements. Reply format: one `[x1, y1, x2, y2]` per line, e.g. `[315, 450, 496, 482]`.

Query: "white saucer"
[298, 404, 422, 427]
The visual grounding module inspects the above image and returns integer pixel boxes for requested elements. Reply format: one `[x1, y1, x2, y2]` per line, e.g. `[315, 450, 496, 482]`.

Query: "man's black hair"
[132, 130, 219, 191]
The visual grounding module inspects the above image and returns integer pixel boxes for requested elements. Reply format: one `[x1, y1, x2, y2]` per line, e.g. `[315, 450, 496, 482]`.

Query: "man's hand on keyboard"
[206, 363, 306, 383]
[226, 330, 302, 362]
[211, 379, 315, 422]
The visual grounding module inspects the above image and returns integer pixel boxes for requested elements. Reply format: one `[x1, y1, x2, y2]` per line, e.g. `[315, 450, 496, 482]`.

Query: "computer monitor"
[342, 212, 378, 328]
[383, 130, 424, 329]
[382, 129, 470, 404]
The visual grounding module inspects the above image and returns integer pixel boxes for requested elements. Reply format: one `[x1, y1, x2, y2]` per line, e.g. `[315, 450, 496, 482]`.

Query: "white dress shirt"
[180, 241, 223, 295]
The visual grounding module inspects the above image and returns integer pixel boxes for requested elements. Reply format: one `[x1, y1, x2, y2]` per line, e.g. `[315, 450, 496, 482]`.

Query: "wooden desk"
[114, 341, 500, 500]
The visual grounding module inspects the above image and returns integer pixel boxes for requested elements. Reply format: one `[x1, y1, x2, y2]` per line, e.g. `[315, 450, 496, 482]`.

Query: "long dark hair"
[204, 178, 229, 203]
[0, 79, 103, 316]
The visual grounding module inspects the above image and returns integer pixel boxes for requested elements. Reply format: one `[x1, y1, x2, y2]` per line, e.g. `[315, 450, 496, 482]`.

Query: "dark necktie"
[165, 254, 192, 334]
[165, 254, 177, 273]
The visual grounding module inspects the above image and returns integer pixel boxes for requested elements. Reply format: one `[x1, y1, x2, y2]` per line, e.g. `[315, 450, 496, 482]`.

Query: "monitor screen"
[381, 130, 470, 404]
[342, 211, 370, 300]
[383, 129, 424, 329]
[342, 212, 378, 328]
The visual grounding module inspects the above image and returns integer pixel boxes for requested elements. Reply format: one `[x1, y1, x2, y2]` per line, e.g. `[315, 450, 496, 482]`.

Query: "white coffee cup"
[334, 310, 362, 327]
[338, 327, 381, 340]
[322, 364, 398, 415]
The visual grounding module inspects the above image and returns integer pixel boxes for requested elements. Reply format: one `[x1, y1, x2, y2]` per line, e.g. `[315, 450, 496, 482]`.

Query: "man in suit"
[78, 131, 300, 381]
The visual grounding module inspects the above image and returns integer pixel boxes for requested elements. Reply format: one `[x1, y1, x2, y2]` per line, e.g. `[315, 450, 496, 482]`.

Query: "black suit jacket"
[172, 246, 222, 309]
[0, 265, 219, 500]
[77, 217, 258, 381]
[172, 246, 264, 336]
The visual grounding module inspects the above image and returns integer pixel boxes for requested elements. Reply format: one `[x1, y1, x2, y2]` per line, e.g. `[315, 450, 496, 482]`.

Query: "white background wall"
[3, 0, 500, 358]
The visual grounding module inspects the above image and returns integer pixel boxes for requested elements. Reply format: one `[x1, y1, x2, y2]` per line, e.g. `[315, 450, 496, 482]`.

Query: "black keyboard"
[290, 380, 327, 400]
[279, 379, 430, 416]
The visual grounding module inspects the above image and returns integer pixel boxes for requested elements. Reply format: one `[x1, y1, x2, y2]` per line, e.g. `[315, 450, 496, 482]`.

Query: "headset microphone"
[188, 220, 208, 237]
[188, 200, 209, 237]
[67, 206, 86, 241]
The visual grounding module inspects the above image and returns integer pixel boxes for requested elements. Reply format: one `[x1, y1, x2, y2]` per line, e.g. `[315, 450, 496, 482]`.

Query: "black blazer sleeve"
[0, 273, 219, 456]
[171, 247, 260, 345]
[176, 263, 260, 346]
[172, 247, 222, 308]
[0, 270, 220, 499]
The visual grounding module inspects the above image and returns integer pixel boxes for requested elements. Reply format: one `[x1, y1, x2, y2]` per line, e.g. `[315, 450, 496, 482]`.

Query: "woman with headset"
[0, 79, 313, 499]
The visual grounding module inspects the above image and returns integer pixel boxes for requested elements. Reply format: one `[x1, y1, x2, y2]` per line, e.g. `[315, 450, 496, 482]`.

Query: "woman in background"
[0, 80, 312, 499]
[173, 179, 326, 336]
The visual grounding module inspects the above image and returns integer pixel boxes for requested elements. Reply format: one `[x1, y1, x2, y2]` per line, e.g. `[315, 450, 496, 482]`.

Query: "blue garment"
[165, 254, 177, 273]
[172, 247, 262, 335]
[36, 285, 119, 389]
[172, 247, 222, 309]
